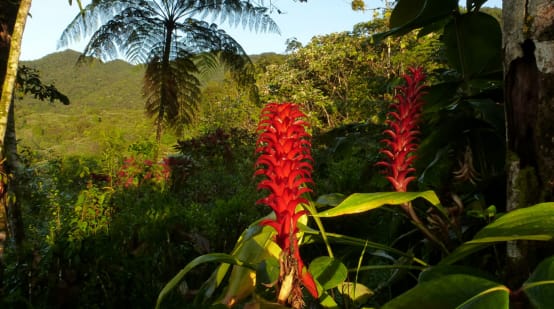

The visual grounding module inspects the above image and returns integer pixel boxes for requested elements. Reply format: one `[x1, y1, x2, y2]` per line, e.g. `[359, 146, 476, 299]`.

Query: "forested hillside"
[15, 50, 285, 157]
[17, 50, 149, 156]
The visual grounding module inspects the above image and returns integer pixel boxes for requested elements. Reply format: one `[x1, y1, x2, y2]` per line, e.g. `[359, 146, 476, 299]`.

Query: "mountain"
[14, 50, 286, 158]
[16, 50, 156, 158]
[20, 49, 145, 110]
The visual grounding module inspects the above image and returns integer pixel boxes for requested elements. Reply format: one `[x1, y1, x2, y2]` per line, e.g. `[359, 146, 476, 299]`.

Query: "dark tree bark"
[0, 0, 32, 294]
[503, 0, 554, 288]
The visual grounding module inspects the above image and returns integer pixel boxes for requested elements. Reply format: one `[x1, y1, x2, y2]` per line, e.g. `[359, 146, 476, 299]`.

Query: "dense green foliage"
[7, 3, 553, 309]
[17, 50, 154, 157]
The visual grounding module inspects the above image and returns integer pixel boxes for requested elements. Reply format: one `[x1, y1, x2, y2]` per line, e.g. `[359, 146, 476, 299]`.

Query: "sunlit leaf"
[318, 290, 340, 308]
[441, 203, 554, 265]
[339, 282, 374, 305]
[156, 253, 254, 308]
[309, 257, 348, 290]
[317, 191, 441, 217]
[219, 224, 280, 305]
[382, 274, 509, 309]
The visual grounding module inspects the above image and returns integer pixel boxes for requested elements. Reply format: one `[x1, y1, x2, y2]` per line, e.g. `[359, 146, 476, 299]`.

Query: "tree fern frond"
[193, 52, 220, 79]
[61, 0, 272, 142]
[191, 0, 280, 34]
[59, 0, 129, 48]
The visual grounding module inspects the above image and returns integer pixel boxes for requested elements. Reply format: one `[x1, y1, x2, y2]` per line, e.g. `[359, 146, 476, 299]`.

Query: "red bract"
[255, 102, 318, 301]
[377, 67, 427, 192]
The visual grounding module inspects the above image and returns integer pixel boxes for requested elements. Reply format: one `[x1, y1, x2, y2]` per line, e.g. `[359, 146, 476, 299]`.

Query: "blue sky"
[20, 0, 502, 61]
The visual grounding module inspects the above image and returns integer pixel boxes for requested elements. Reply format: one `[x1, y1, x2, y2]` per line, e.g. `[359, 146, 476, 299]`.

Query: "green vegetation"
[59, 0, 277, 143]
[4, 2, 554, 309]
[17, 50, 154, 157]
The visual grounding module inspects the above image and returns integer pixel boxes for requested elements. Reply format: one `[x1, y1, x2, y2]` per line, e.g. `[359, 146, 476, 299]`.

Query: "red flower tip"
[255, 102, 318, 299]
[378, 67, 426, 192]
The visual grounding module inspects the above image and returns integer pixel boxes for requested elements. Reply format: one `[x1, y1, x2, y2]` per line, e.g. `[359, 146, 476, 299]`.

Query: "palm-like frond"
[144, 53, 201, 134]
[189, 0, 279, 33]
[59, 0, 278, 142]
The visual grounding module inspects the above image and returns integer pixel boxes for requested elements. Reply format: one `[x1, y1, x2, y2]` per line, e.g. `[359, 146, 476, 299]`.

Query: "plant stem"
[402, 202, 449, 254]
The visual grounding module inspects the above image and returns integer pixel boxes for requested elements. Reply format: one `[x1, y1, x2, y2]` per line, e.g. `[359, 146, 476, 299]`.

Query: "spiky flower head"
[377, 67, 427, 192]
[255, 102, 318, 301]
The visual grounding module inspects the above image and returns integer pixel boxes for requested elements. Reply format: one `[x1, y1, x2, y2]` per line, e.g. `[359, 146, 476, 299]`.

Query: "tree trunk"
[156, 25, 175, 146]
[0, 0, 32, 294]
[503, 0, 554, 288]
[5, 99, 25, 250]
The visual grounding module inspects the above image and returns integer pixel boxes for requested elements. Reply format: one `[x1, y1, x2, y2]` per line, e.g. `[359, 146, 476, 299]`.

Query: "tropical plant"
[254, 102, 318, 307]
[59, 0, 279, 143]
[256, 15, 445, 129]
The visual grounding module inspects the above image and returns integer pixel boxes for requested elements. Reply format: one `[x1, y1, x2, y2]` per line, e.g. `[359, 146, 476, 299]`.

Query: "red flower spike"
[378, 67, 427, 192]
[255, 102, 318, 301]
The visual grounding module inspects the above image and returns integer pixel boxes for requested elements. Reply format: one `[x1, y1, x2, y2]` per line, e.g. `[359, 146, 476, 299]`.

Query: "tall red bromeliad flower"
[378, 67, 426, 193]
[377, 68, 449, 250]
[255, 102, 318, 307]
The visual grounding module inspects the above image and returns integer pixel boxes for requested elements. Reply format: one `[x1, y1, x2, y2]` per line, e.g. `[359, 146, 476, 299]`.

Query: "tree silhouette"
[60, 0, 279, 143]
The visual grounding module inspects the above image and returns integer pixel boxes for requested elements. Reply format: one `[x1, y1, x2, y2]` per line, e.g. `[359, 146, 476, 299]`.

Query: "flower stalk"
[255, 102, 318, 307]
[378, 67, 446, 251]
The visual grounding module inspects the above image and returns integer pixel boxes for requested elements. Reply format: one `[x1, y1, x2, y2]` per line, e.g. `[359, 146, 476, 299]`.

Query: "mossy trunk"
[503, 0, 554, 288]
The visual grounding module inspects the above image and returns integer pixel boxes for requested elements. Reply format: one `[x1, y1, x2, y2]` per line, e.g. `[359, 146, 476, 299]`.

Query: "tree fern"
[59, 0, 279, 143]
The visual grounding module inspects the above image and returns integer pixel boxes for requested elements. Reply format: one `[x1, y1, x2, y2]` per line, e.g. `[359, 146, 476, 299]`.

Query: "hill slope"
[16, 50, 160, 158]
[15, 50, 286, 159]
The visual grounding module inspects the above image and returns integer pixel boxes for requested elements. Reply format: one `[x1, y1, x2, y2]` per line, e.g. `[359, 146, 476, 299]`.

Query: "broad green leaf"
[389, 0, 426, 29]
[231, 224, 280, 262]
[156, 253, 253, 308]
[219, 225, 280, 305]
[470, 203, 554, 242]
[443, 12, 502, 79]
[220, 266, 256, 307]
[441, 203, 554, 265]
[523, 255, 554, 308]
[309, 256, 348, 290]
[384, 0, 457, 36]
[317, 191, 441, 218]
[318, 290, 340, 308]
[195, 223, 278, 303]
[382, 274, 509, 309]
[339, 282, 373, 305]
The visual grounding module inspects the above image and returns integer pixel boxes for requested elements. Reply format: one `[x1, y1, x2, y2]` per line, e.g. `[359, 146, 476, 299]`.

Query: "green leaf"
[338, 282, 373, 305]
[383, 0, 457, 37]
[522, 255, 554, 308]
[470, 203, 554, 242]
[219, 224, 280, 305]
[382, 274, 509, 309]
[309, 256, 348, 290]
[318, 290, 340, 308]
[317, 191, 441, 218]
[156, 253, 253, 308]
[442, 12, 502, 79]
[441, 203, 554, 265]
